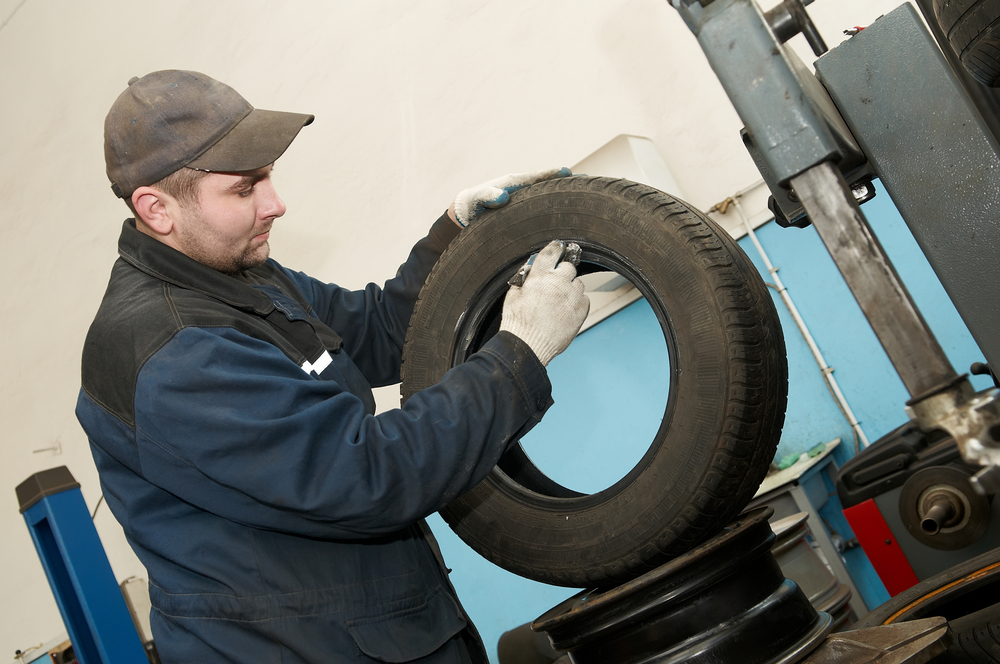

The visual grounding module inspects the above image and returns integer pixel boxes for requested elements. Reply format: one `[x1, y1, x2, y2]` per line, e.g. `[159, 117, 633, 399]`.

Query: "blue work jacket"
[75, 215, 553, 663]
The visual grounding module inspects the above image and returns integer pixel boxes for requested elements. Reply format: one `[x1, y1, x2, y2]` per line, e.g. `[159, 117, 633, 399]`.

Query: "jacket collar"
[117, 219, 276, 315]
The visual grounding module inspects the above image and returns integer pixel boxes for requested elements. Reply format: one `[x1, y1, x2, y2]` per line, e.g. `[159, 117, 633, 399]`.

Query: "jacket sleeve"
[131, 325, 552, 539]
[278, 212, 459, 388]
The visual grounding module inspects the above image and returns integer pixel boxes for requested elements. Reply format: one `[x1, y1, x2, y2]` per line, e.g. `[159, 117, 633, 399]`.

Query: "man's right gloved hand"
[500, 241, 591, 367]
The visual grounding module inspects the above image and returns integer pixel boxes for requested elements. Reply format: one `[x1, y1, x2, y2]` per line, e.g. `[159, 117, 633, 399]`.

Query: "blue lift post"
[17, 466, 148, 664]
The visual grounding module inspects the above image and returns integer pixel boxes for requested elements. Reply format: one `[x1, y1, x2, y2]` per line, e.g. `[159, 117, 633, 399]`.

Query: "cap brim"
[186, 108, 314, 173]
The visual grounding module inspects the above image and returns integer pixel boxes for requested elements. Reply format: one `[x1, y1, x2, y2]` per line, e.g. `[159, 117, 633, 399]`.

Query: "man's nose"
[259, 180, 286, 219]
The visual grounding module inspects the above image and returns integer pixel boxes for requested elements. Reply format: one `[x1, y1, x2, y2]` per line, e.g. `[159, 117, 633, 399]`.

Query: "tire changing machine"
[528, 0, 1000, 660]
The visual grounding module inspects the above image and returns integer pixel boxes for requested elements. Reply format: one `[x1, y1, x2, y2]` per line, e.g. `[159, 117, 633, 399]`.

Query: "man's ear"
[132, 186, 174, 236]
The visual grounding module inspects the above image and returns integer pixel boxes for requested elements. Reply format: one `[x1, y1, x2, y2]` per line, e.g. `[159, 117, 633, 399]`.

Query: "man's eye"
[239, 187, 255, 198]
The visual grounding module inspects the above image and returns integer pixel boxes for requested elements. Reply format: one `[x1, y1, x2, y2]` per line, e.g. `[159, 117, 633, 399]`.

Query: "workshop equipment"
[671, 0, 1000, 491]
[748, 439, 870, 617]
[522, 1, 1000, 659]
[837, 423, 1000, 596]
[16, 467, 148, 664]
[119, 577, 161, 664]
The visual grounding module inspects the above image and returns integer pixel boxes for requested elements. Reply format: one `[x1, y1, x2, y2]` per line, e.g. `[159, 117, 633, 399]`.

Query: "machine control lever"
[765, 0, 828, 56]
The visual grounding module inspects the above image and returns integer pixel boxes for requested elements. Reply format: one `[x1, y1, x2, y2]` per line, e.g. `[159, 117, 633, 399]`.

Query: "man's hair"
[126, 167, 209, 216]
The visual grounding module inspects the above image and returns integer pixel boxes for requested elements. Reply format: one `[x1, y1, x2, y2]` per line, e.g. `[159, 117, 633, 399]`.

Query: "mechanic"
[75, 70, 590, 663]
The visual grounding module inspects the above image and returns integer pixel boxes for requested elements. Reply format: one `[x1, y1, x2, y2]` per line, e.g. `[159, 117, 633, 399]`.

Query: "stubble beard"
[178, 208, 271, 275]
[224, 234, 270, 274]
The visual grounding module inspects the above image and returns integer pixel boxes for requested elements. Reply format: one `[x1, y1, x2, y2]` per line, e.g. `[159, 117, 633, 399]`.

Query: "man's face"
[173, 165, 285, 274]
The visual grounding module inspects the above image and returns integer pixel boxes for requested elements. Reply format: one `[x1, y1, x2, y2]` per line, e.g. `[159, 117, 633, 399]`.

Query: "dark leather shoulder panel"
[81, 259, 313, 427]
[82, 259, 179, 427]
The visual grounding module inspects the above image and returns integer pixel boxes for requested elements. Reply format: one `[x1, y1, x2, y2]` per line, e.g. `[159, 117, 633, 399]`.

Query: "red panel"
[843, 498, 920, 596]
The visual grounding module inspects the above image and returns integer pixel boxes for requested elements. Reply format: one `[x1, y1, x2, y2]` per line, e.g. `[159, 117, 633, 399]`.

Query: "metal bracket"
[905, 378, 1000, 493]
[671, 0, 846, 186]
[765, 0, 827, 56]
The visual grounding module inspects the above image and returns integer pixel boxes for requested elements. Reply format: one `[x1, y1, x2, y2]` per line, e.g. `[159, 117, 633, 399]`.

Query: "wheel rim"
[532, 507, 832, 664]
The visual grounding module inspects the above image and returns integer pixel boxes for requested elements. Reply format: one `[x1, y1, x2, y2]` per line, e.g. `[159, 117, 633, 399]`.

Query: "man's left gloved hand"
[449, 167, 572, 227]
[499, 241, 590, 367]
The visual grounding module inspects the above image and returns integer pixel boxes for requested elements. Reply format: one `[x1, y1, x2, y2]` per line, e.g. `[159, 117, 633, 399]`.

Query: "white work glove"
[500, 241, 590, 367]
[451, 167, 572, 227]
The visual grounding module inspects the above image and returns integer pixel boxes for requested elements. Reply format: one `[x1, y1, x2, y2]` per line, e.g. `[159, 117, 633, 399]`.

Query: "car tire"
[932, 0, 1000, 87]
[401, 176, 787, 588]
[855, 547, 1000, 662]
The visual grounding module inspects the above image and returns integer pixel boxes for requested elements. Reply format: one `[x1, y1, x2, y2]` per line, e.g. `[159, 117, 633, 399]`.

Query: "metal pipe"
[921, 498, 957, 535]
[730, 194, 871, 450]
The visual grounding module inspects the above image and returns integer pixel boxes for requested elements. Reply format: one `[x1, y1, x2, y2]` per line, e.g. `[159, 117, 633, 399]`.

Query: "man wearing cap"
[76, 69, 589, 663]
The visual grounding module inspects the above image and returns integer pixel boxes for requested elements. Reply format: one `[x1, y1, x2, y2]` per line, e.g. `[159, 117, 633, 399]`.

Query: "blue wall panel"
[519, 297, 670, 494]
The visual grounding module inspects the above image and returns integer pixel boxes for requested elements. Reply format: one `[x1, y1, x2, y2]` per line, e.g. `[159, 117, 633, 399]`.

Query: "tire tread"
[933, 0, 1000, 86]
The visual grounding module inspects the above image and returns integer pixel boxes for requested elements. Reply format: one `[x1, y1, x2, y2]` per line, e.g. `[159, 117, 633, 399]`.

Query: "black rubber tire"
[400, 177, 788, 588]
[855, 547, 1000, 663]
[934, 603, 1000, 663]
[932, 0, 1000, 87]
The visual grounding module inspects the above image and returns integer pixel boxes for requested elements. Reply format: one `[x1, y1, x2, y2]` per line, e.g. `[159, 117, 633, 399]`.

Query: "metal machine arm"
[670, 0, 1000, 491]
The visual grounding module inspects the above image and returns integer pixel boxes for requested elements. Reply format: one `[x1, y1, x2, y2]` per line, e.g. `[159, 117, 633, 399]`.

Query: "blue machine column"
[17, 466, 148, 664]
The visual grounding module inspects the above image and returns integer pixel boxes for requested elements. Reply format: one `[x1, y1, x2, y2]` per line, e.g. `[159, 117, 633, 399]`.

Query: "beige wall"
[1, 0, 903, 656]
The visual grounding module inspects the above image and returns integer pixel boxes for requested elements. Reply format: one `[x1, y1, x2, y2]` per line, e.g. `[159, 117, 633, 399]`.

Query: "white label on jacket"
[301, 350, 333, 376]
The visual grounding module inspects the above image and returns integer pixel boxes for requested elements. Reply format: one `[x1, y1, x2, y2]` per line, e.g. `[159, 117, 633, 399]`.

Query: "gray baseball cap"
[105, 70, 314, 199]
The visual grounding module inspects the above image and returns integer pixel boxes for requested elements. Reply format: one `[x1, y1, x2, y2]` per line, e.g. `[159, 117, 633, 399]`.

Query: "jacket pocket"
[346, 586, 467, 662]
